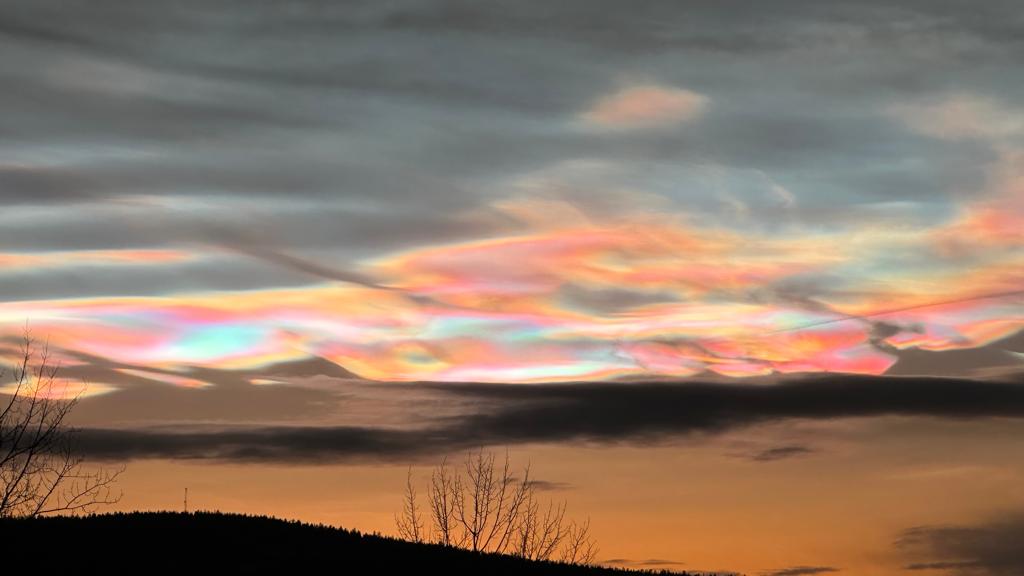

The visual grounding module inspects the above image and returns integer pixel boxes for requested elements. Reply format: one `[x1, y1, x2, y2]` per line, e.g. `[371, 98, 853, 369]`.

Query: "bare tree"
[427, 456, 461, 547]
[560, 517, 599, 565]
[395, 447, 597, 565]
[514, 494, 567, 560]
[453, 447, 534, 553]
[395, 466, 424, 543]
[0, 331, 124, 518]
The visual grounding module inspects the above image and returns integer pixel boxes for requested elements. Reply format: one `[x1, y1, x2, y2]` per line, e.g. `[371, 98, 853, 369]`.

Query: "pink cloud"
[581, 84, 709, 129]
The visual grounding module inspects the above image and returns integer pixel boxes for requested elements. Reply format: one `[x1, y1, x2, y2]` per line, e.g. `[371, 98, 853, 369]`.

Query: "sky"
[1, 1, 1023, 574]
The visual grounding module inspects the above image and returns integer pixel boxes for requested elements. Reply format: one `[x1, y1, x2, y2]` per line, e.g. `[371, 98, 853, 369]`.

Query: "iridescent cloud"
[2, 190, 1021, 388]
[581, 84, 709, 129]
[0, 249, 194, 271]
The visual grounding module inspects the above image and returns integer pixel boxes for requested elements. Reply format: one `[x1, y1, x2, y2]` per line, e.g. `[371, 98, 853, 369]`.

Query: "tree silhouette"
[395, 466, 424, 543]
[395, 447, 598, 565]
[0, 331, 123, 518]
[560, 516, 598, 565]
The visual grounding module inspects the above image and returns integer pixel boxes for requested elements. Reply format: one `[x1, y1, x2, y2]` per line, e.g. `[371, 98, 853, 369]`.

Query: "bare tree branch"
[395, 466, 424, 543]
[0, 330, 124, 518]
[394, 446, 596, 564]
[426, 456, 461, 547]
[560, 517, 599, 565]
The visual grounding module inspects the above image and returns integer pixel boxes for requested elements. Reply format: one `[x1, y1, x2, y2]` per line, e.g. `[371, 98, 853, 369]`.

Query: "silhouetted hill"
[0, 511, 714, 575]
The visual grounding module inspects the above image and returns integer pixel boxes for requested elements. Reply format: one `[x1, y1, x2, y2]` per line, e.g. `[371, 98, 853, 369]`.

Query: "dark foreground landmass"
[0, 511, 714, 575]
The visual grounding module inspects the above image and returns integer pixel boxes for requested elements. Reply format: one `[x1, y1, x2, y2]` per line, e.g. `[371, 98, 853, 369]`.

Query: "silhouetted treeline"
[0, 511, 727, 575]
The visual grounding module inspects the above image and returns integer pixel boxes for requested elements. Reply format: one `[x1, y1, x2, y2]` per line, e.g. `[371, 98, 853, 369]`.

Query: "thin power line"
[766, 289, 1024, 335]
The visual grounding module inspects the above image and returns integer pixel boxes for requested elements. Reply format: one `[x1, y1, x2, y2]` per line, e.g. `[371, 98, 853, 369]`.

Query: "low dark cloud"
[604, 558, 687, 567]
[905, 562, 983, 571]
[71, 425, 430, 464]
[435, 375, 1024, 446]
[761, 567, 838, 576]
[750, 445, 815, 462]
[59, 374, 1024, 463]
[523, 479, 574, 492]
[897, 512, 1024, 576]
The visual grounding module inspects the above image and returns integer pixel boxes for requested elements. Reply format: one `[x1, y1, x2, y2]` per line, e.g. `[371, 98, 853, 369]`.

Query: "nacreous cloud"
[2, 192, 1022, 384]
[580, 84, 709, 129]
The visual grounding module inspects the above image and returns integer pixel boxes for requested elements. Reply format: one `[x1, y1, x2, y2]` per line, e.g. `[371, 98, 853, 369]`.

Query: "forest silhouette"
[0, 511, 718, 575]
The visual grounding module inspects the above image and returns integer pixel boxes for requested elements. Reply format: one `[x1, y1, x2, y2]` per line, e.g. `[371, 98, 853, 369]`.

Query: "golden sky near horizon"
[100, 418, 1024, 575]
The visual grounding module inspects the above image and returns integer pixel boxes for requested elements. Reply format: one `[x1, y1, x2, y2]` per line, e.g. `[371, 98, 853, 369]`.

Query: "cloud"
[931, 148, 1024, 257]
[905, 562, 983, 571]
[438, 375, 1024, 446]
[897, 511, 1024, 575]
[770, 183, 797, 209]
[887, 329, 1024, 379]
[0, 248, 193, 271]
[70, 425, 431, 464]
[61, 374, 1024, 463]
[749, 445, 814, 462]
[761, 567, 839, 576]
[0, 0, 1022, 385]
[603, 557, 687, 568]
[523, 479, 574, 492]
[581, 85, 709, 129]
[890, 94, 1024, 141]
[213, 234, 390, 290]
[3, 208, 1023, 382]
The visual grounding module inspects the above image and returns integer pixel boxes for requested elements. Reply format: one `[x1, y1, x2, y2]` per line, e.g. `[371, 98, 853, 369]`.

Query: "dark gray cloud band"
[749, 445, 815, 462]
[898, 511, 1024, 576]
[61, 374, 1024, 463]
[761, 567, 838, 576]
